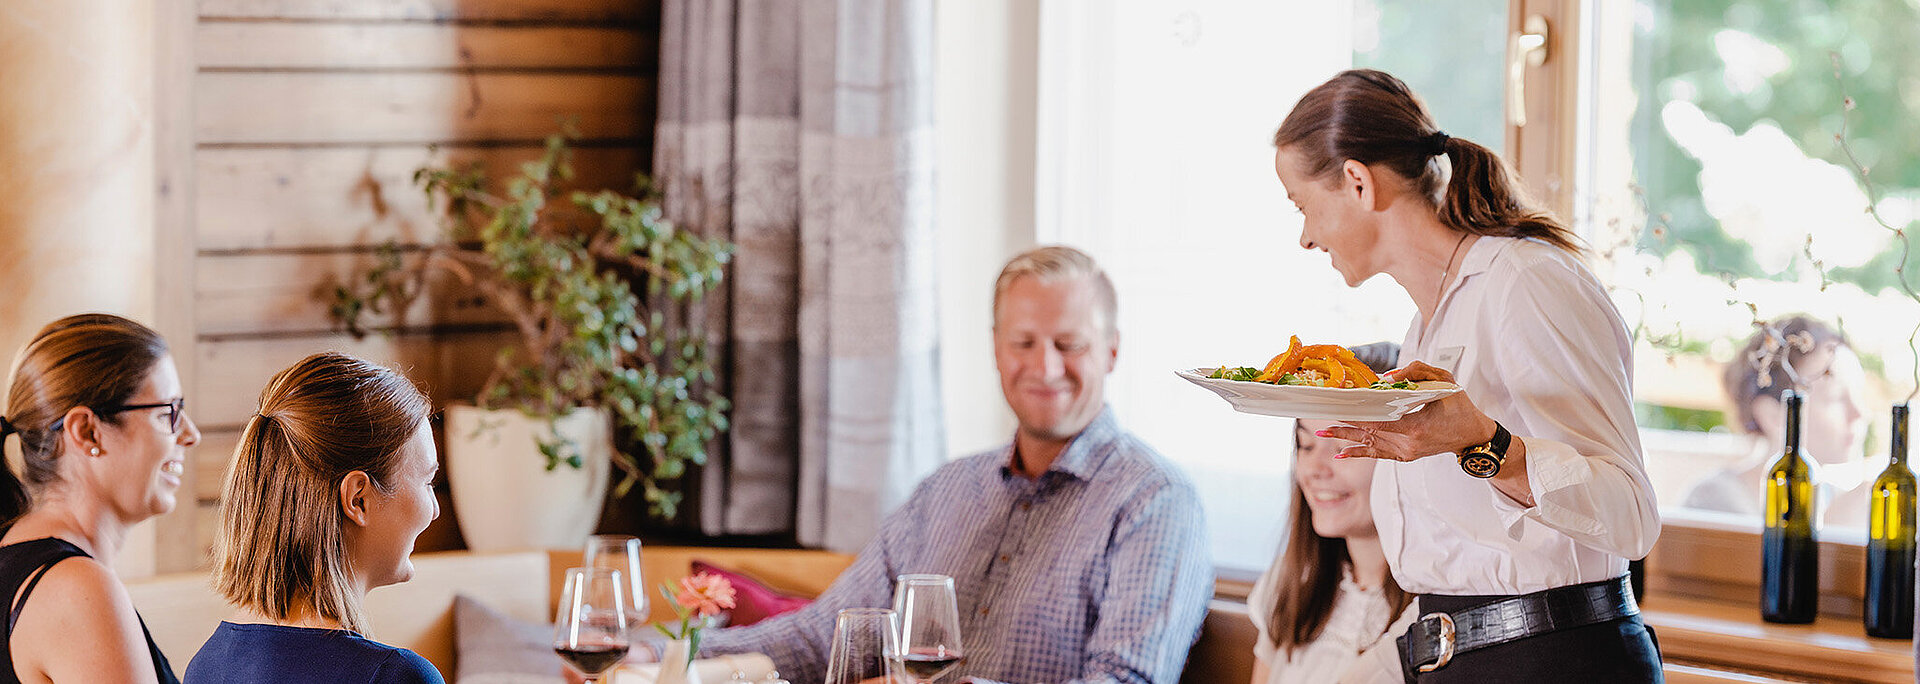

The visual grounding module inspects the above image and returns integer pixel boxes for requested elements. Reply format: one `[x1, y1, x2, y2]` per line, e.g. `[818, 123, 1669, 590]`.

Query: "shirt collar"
[1001, 405, 1119, 483]
[1454, 234, 1500, 282]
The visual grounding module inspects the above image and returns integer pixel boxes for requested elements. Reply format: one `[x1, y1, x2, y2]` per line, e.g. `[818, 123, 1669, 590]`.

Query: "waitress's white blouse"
[1377, 236, 1660, 596]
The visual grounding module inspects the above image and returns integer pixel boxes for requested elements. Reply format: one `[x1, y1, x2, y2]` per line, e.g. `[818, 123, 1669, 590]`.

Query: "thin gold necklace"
[1437, 232, 1469, 309]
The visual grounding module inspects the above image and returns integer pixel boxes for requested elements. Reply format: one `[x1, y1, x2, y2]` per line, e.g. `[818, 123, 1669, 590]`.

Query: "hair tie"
[1427, 130, 1451, 156]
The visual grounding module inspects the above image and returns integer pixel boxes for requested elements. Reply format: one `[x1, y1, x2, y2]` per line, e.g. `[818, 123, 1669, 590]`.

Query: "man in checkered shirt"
[684, 246, 1212, 684]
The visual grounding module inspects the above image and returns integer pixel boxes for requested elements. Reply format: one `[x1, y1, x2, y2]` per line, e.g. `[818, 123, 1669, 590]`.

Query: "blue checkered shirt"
[693, 407, 1212, 683]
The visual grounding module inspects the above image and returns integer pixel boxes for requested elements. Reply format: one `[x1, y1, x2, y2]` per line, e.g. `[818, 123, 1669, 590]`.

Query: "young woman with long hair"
[1249, 418, 1413, 684]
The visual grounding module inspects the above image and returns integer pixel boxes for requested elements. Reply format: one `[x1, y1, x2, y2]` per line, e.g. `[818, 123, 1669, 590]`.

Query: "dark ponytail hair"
[1, 314, 170, 523]
[0, 416, 22, 522]
[1273, 69, 1582, 254]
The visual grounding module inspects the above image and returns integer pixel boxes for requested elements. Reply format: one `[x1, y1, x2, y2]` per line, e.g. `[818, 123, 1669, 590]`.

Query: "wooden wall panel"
[195, 145, 647, 251]
[195, 329, 513, 430]
[194, 501, 220, 563]
[155, 0, 204, 576]
[194, 430, 240, 502]
[195, 252, 511, 336]
[198, 23, 656, 70]
[184, 0, 661, 564]
[199, 0, 658, 22]
[197, 72, 652, 145]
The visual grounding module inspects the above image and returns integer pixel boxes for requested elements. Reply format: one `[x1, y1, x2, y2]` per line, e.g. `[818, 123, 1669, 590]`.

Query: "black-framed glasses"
[49, 397, 187, 435]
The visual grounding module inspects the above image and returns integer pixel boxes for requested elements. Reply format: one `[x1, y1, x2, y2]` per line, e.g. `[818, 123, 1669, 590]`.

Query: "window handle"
[1508, 14, 1550, 128]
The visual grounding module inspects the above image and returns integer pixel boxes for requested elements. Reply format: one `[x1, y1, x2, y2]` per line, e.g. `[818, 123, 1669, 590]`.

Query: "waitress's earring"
[89, 446, 100, 456]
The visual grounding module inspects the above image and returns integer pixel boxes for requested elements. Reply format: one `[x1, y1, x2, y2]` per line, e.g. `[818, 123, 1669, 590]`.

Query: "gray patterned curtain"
[653, 0, 945, 551]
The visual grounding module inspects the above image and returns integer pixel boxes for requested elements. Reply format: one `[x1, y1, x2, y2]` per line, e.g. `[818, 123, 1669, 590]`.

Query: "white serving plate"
[1175, 367, 1462, 421]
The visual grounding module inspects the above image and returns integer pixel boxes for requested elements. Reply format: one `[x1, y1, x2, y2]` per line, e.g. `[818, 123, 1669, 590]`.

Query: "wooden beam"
[197, 22, 657, 71]
[195, 251, 514, 336]
[198, 0, 660, 23]
[153, 0, 203, 575]
[193, 328, 515, 430]
[195, 145, 648, 251]
[195, 72, 653, 145]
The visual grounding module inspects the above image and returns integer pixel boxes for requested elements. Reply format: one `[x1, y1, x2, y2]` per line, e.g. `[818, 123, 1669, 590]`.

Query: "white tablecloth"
[610, 653, 776, 684]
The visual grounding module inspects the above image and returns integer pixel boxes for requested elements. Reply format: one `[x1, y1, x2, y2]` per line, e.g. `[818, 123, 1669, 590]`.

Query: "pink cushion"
[691, 560, 813, 627]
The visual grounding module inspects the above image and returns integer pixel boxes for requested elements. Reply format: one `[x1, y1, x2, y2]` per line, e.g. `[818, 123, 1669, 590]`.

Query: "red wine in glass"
[553, 567, 632, 683]
[555, 644, 630, 676]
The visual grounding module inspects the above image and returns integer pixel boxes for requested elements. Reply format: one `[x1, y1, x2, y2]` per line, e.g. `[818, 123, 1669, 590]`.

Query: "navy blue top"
[184, 622, 444, 684]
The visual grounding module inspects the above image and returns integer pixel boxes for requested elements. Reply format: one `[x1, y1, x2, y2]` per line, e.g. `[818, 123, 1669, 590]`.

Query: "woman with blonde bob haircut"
[185, 352, 443, 683]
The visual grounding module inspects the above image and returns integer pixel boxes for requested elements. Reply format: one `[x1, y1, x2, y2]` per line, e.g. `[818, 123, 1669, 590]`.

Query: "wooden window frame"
[1509, 0, 1883, 624]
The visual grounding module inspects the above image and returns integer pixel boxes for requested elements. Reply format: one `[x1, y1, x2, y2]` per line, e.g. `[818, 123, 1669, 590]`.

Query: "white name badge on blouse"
[1431, 347, 1464, 374]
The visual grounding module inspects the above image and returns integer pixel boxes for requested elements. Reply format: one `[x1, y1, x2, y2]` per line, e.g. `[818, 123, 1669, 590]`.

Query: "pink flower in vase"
[674, 572, 737, 618]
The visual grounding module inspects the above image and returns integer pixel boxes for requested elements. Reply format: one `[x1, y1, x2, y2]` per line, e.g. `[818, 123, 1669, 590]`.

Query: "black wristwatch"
[1457, 422, 1511, 479]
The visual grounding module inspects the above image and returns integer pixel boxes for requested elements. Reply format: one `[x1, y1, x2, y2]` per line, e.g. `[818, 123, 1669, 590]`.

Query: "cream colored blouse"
[1247, 559, 1413, 684]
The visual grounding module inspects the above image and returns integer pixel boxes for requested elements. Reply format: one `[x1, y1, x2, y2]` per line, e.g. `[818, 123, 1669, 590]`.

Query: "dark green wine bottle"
[1762, 389, 1818, 624]
[1866, 403, 1914, 638]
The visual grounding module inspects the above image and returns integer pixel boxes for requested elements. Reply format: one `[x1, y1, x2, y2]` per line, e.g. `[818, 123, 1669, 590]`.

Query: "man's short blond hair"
[992, 245, 1118, 335]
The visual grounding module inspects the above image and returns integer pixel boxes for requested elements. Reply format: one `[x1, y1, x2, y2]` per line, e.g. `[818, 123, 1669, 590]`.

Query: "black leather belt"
[1398, 576, 1639, 674]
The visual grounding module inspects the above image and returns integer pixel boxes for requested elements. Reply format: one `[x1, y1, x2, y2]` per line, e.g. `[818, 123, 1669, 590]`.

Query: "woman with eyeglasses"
[0, 313, 199, 683]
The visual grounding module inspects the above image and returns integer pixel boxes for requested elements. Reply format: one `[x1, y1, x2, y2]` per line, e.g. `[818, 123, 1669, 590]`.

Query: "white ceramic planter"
[445, 404, 611, 551]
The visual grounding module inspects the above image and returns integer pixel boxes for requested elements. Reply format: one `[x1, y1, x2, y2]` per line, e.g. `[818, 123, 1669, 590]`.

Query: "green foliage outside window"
[1631, 0, 1920, 292]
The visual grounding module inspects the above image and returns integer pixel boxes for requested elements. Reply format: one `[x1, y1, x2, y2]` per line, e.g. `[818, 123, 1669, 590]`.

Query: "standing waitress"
[1270, 69, 1661, 682]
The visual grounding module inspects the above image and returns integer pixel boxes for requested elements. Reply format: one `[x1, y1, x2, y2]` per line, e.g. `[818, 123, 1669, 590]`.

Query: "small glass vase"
[656, 638, 703, 684]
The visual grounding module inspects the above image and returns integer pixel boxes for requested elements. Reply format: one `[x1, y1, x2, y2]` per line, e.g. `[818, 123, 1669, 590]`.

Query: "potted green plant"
[331, 130, 732, 550]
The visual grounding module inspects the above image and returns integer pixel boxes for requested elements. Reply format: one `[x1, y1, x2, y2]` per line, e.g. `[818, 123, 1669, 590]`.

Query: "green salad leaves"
[1206, 365, 1416, 390]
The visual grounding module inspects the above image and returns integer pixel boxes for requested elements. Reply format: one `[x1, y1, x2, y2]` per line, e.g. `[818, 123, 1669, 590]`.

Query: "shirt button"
[1020, 501, 1032, 510]
[999, 555, 1010, 563]
[979, 607, 990, 616]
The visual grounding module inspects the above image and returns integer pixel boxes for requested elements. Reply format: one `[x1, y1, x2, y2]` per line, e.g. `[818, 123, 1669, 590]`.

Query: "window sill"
[1643, 594, 1913, 683]
[1650, 511, 1875, 619]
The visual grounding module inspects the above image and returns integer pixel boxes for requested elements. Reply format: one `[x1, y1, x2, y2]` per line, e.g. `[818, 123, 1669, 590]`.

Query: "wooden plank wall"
[181, 0, 660, 568]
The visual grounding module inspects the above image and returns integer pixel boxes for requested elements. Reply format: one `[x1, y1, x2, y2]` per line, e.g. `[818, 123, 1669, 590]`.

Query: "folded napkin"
[610, 653, 776, 684]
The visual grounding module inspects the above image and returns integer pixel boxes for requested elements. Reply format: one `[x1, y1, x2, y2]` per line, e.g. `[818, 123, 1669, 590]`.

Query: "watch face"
[1460, 452, 1501, 478]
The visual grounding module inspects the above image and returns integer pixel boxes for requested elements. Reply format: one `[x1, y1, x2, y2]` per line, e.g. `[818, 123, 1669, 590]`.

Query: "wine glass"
[891, 574, 964, 682]
[553, 567, 631, 683]
[583, 534, 650, 627]
[824, 608, 900, 684]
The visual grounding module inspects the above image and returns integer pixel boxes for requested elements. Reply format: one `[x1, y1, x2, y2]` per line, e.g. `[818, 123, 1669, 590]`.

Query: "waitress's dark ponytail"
[1274, 69, 1583, 254]
[1435, 136, 1581, 253]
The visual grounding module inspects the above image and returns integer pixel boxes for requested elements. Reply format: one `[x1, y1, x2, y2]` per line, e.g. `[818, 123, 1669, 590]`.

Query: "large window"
[1587, 0, 1920, 536]
[1031, 0, 1508, 576]
[936, 0, 1920, 579]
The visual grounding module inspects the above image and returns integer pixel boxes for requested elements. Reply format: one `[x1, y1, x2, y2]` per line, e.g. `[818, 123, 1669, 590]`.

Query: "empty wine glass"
[553, 567, 631, 683]
[891, 574, 964, 683]
[583, 534, 650, 627]
[824, 608, 900, 684]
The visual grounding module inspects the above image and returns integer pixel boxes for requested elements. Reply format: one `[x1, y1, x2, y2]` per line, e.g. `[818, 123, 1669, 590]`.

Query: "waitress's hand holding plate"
[1319, 361, 1499, 463]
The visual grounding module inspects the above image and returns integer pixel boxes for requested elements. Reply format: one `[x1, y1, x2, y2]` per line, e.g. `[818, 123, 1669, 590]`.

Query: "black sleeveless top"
[0, 536, 179, 684]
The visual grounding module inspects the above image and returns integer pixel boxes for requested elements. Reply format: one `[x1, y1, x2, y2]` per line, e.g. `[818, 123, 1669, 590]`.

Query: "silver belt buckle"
[1417, 612, 1456, 673]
